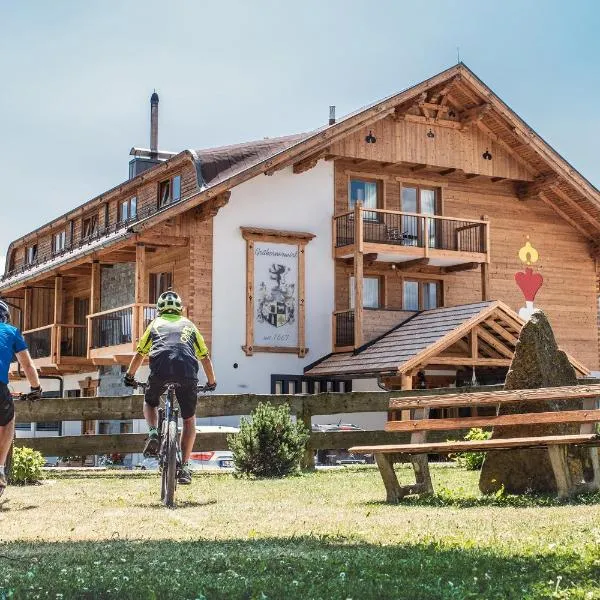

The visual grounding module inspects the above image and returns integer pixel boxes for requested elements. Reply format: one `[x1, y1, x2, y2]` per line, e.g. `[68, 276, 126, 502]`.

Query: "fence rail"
[13, 383, 600, 463]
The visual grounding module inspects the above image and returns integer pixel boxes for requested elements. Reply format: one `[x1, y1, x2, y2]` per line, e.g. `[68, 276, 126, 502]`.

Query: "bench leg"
[548, 446, 574, 499]
[375, 453, 402, 503]
[411, 454, 433, 496]
[585, 447, 600, 491]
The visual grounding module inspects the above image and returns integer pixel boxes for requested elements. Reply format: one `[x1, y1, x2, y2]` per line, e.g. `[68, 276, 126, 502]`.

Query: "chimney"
[150, 90, 159, 157]
[329, 105, 336, 126]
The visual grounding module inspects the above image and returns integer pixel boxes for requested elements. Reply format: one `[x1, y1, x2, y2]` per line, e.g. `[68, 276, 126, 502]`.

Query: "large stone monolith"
[479, 310, 590, 494]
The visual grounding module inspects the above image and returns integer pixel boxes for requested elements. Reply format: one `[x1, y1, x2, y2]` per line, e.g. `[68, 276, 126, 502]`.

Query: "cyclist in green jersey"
[124, 291, 216, 484]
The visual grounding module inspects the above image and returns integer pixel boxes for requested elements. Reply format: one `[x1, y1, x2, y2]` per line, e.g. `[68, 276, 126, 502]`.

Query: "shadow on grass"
[363, 488, 600, 509]
[1, 536, 598, 600]
[130, 499, 218, 509]
[45, 470, 157, 480]
[0, 498, 38, 512]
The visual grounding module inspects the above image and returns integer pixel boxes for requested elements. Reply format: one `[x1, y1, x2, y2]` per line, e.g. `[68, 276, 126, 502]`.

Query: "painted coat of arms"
[257, 264, 296, 328]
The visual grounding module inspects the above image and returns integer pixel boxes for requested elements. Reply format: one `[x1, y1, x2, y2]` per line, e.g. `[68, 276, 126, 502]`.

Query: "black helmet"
[0, 300, 10, 324]
[156, 291, 183, 315]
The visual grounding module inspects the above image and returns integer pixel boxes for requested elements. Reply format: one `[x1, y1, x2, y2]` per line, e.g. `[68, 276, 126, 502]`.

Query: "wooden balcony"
[333, 205, 489, 266]
[87, 303, 157, 365]
[333, 308, 416, 352]
[10, 323, 93, 376]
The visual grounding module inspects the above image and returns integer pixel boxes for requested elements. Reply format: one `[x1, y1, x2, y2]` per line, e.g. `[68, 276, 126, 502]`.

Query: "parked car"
[311, 423, 374, 466]
[139, 425, 238, 470]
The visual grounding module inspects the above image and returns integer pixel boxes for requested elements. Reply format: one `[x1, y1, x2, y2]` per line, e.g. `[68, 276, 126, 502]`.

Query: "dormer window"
[82, 214, 98, 239]
[53, 230, 66, 254]
[26, 244, 38, 265]
[158, 175, 181, 208]
[119, 197, 137, 224]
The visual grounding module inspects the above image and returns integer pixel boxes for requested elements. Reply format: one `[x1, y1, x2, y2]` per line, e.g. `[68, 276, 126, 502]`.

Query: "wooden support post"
[298, 243, 306, 357]
[53, 275, 63, 325]
[480, 263, 490, 301]
[471, 329, 479, 359]
[135, 243, 147, 305]
[408, 407, 433, 496]
[353, 202, 364, 348]
[90, 260, 101, 313]
[548, 445, 574, 499]
[300, 403, 314, 470]
[23, 287, 33, 331]
[400, 373, 412, 420]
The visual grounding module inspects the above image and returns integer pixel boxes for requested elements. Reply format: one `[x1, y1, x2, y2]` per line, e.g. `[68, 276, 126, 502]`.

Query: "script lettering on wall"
[241, 227, 315, 357]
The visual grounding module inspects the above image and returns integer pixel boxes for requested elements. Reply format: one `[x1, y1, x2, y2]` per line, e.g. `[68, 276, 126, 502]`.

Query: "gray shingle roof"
[306, 302, 496, 377]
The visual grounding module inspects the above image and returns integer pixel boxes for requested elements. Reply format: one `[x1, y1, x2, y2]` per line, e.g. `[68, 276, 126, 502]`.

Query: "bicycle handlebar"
[131, 380, 214, 394]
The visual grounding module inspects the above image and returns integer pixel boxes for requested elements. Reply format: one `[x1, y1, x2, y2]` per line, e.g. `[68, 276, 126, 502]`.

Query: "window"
[104, 203, 110, 228]
[349, 276, 381, 309]
[149, 272, 173, 303]
[349, 179, 380, 221]
[119, 197, 137, 223]
[401, 185, 440, 247]
[26, 244, 38, 265]
[82, 214, 98, 239]
[158, 175, 181, 208]
[53, 230, 66, 254]
[403, 280, 441, 311]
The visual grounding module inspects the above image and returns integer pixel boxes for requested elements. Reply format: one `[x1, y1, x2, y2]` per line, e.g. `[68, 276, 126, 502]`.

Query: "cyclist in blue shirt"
[0, 300, 42, 497]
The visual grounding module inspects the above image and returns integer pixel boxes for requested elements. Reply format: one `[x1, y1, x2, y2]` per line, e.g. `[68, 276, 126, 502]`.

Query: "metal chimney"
[329, 105, 336, 126]
[150, 91, 159, 157]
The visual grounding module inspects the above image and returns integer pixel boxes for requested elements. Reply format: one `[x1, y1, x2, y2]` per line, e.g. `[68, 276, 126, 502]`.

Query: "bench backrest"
[385, 384, 600, 434]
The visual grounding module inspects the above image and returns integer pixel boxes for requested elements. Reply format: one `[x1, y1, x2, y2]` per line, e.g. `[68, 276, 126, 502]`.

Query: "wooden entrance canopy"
[305, 301, 590, 380]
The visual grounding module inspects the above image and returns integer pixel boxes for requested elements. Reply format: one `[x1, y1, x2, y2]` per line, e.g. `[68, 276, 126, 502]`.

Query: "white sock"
[0, 465, 5, 476]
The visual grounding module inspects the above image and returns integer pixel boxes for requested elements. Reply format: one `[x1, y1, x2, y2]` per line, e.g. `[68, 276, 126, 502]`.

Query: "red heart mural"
[515, 267, 543, 302]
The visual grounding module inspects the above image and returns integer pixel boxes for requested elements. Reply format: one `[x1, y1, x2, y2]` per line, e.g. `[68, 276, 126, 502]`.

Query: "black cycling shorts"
[0, 383, 14, 426]
[144, 374, 198, 420]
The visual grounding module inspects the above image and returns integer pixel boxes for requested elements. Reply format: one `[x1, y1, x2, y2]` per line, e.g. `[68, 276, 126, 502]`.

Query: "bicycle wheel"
[161, 420, 178, 507]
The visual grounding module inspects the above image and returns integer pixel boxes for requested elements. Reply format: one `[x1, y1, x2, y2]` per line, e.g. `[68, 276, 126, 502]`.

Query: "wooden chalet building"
[2, 64, 599, 428]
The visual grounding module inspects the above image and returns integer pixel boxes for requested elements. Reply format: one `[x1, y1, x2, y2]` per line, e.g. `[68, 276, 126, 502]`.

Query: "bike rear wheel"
[161, 420, 178, 507]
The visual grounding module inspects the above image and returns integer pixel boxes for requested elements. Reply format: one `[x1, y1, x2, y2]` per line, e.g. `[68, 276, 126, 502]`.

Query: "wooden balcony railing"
[87, 303, 157, 359]
[333, 309, 355, 349]
[333, 207, 489, 259]
[21, 323, 88, 365]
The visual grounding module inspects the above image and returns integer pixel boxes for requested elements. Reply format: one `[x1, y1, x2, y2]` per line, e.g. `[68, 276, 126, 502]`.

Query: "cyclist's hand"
[204, 382, 217, 392]
[28, 386, 42, 401]
[124, 373, 137, 388]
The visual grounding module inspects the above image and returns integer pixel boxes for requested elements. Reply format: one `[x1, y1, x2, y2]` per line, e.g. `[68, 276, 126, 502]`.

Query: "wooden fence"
[13, 381, 600, 467]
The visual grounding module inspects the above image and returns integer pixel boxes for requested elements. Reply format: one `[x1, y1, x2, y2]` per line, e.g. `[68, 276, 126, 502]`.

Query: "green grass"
[1, 466, 599, 599]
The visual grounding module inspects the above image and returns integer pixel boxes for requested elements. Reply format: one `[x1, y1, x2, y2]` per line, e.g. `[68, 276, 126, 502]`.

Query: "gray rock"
[479, 310, 589, 494]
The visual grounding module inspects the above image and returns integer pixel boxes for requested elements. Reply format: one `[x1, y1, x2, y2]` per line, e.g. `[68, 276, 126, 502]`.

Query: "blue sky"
[1, 0, 599, 260]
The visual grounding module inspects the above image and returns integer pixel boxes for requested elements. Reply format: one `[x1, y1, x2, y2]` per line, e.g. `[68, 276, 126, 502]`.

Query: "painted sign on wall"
[254, 243, 298, 348]
[241, 227, 315, 357]
[515, 237, 543, 321]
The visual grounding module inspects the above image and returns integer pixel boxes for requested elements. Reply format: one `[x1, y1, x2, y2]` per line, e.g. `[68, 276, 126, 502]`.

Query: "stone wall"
[100, 264, 135, 311]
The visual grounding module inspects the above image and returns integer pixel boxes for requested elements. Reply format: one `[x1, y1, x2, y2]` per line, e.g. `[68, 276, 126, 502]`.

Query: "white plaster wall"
[211, 162, 334, 394]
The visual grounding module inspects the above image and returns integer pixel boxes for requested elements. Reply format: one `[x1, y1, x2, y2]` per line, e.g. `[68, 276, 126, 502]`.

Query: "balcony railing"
[3, 199, 184, 282]
[333, 310, 355, 348]
[20, 324, 88, 364]
[334, 208, 488, 256]
[23, 325, 53, 360]
[88, 303, 157, 355]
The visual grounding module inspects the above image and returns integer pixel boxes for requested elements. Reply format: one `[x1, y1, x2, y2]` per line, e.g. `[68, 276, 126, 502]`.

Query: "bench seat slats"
[385, 409, 600, 432]
[349, 433, 600, 455]
[389, 384, 600, 410]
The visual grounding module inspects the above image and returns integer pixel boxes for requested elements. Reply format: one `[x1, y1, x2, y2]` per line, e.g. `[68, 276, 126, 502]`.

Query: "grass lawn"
[1, 466, 599, 599]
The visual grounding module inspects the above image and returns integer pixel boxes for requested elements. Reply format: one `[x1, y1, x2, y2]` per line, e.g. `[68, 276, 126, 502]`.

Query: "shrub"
[228, 402, 309, 477]
[450, 428, 492, 470]
[10, 446, 45, 485]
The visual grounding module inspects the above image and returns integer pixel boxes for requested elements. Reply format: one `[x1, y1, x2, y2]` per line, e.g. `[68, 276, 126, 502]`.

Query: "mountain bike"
[134, 380, 211, 508]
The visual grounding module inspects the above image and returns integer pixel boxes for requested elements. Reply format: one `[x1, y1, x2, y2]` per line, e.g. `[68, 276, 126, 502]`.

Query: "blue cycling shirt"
[0, 323, 27, 384]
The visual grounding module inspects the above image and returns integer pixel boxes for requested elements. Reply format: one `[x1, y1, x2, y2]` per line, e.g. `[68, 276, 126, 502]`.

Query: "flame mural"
[515, 237, 543, 321]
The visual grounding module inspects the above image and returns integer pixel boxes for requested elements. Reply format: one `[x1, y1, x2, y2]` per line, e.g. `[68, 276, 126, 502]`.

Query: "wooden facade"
[2, 63, 599, 382]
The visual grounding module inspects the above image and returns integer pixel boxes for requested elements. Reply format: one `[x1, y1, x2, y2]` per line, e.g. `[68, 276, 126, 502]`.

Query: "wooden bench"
[349, 384, 600, 502]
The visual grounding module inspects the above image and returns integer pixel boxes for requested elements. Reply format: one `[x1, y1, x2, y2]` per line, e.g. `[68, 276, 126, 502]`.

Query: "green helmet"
[156, 291, 183, 315]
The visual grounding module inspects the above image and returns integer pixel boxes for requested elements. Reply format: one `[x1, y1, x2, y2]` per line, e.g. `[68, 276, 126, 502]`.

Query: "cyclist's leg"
[143, 375, 164, 456]
[0, 385, 15, 494]
[176, 381, 198, 465]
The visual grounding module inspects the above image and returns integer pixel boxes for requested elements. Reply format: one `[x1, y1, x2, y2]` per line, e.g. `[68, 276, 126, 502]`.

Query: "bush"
[450, 428, 492, 470]
[10, 446, 45, 484]
[228, 402, 309, 477]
